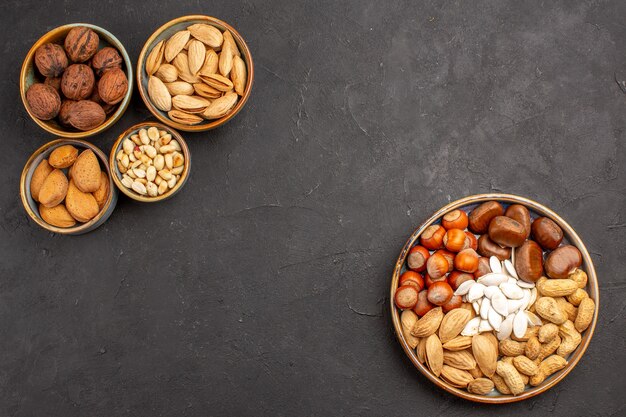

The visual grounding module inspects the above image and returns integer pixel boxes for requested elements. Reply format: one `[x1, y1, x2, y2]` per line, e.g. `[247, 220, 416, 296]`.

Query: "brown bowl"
[20, 23, 133, 138]
[137, 15, 254, 132]
[109, 122, 191, 202]
[390, 193, 599, 403]
[20, 139, 118, 235]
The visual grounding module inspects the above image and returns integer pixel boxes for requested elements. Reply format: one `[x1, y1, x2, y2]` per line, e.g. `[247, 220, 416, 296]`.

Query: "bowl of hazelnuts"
[20, 24, 133, 138]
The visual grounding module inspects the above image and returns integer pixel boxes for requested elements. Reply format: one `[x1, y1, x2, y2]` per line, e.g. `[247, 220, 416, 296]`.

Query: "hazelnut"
[44, 76, 62, 92]
[61, 64, 95, 100]
[91, 47, 122, 76]
[98, 67, 128, 105]
[58, 100, 76, 126]
[66, 100, 105, 131]
[26, 83, 61, 120]
[64, 26, 99, 62]
[34, 43, 68, 77]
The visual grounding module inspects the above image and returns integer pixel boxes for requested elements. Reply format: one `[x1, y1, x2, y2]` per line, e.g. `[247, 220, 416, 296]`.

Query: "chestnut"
[488, 216, 526, 248]
[475, 257, 491, 278]
[514, 240, 544, 283]
[442, 295, 463, 313]
[454, 248, 479, 273]
[427, 281, 453, 306]
[426, 252, 449, 279]
[464, 231, 478, 251]
[443, 228, 467, 252]
[505, 204, 531, 239]
[394, 285, 419, 309]
[477, 234, 511, 261]
[448, 271, 474, 290]
[420, 225, 445, 250]
[442, 209, 469, 230]
[532, 217, 564, 250]
[435, 249, 455, 272]
[399, 271, 424, 291]
[407, 245, 430, 272]
[413, 290, 435, 316]
[469, 201, 504, 234]
[545, 245, 582, 279]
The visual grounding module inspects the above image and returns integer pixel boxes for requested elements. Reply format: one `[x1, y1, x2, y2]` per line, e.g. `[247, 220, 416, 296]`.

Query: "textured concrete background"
[1, 0, 625, 415]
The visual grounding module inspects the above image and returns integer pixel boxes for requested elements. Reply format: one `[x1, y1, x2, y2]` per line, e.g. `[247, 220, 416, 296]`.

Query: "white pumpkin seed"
[477, 273, 509, 287]
[468, 283, 486, 302]
[483, 286, 499, 299]
[461, 317, 480, 336]
[503, 259, 518, 278]
[480, 298, 491, 319]
[479, 319, 493, 333]
[526, 311, 543, 326]
[454, 280, 475, 296]
[491, 291, 508, 316]
[517, 279, 535, 289]
[500, 282, 524, 300]
[497, 315, 514, 340]
[513, 310, 528, 338]
[487, 308, 503, 331]
[489, 256, 502, 274]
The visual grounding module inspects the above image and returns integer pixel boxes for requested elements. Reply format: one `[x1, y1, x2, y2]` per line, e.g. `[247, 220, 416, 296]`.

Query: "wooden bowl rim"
[390, 193, 599, 404]
[20, 138, 116, 234]
[108, 121, 191, 202]
[136, 15, 254, 132]
[19, 23, 134, 138]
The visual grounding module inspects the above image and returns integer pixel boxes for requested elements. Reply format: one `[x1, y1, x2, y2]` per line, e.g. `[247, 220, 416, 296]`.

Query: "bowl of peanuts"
[390, 193, 599, 403]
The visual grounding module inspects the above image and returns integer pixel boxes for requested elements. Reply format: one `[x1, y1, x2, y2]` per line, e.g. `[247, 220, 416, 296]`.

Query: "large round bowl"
[137, 15, 254, 132]
[20, 23, 133, 138]
[20, 139, 118, 235]
[390, 193, 599, 403]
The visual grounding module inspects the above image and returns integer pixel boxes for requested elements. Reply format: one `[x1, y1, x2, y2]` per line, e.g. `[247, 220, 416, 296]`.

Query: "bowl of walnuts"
[20, 23, 133, 138]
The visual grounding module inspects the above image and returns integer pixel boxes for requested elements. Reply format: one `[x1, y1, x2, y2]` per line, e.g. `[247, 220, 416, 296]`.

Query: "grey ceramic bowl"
[20, 139, 118, 234]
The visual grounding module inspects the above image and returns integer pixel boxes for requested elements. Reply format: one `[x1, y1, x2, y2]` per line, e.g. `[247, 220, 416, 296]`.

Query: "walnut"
[98, 67, 128, 105]
[58, 100, 76, 126]
[64, 26, 99, 62]
[66, 100, 105, 131]
[34, 43, 68, 77]
[61, 64, 94, 100]
[26, 83, 61, 120]
[91, 47, 122, 76]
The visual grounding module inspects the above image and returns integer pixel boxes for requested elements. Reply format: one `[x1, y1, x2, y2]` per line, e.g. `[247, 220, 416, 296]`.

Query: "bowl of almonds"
[109, 122, 190, 202]
[391, 194, 599, 403]
[20, 24, 133, 138]
[20, 139, 118, 234]
[137, 15, 253, 132]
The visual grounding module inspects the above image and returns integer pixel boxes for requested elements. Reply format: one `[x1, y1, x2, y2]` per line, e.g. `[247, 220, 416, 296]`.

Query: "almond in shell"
[38, 169, 68, 208]
[92, 171, 109, 209]
[202, 92, 238, 120]
[148, 76, 172, 112]
[39, 203, 76, 228]
[65, 179, 99, 222]
[172, 95, 211, 113]
[218, 41, 233, 77]
[438, 308, 472, 343]
[187, 39, 206, 75]
[471, 334, 497, 377]
[410, 307, 443, 337]
[443, 349, 476, 370]
[400, 310, 420, 349]
[164, 30, 190, 62]
[200, 49, 219, 74]
[442, 336, 472, 351]
[49, 145, 78, 168]
[155, 64, 178, 83]
[222, 30, 240, 57]
[441, 365, 473, 388]
[188, 23, 223, 48]
[198, 72, 234, 91]
[72, 149, 101, 193]
[425, 334, 443, 377]
[30, 159, 54, 201]
[172, 52, 200, 83]
[146, 40, 165, 75]
[231, 55, 247, 96]
[166, 81, 195, 96]
[193, 82, 222, 99]
[168, 110, 203, 125]
[467, 378, 494, 395]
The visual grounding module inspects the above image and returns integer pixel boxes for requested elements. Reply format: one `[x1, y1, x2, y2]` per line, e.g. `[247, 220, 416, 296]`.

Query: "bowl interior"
[391, 194, 599, 403]
[21, 23, 133, 138]
[137, 15, 253, 132]
[110, 122, 191, 202]
[22, 139, 117, 234]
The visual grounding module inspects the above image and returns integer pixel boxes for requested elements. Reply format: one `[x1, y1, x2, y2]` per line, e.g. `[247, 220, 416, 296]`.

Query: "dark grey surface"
[1, 0, 625, 415]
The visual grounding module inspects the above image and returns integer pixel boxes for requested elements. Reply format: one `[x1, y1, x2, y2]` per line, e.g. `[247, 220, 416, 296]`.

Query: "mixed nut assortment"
[115, 127, 185, 197]
[26, 26, 129, 131]
[394, 201, 596, 396]
[146, 23, 246, 124]
[30, 145, 109, 227]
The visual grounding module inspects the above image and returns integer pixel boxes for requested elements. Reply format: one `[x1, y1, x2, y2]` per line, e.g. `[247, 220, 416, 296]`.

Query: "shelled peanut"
[395, 201, 596, 396]
[115, 127, 185, 197]
[146, 24, 246, 125]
